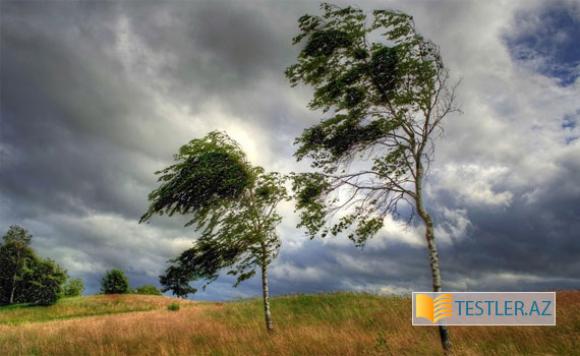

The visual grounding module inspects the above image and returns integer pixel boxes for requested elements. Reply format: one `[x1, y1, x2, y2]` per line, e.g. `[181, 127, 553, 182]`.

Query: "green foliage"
[0, 226, 68, 306]
[144, 131, 289, 295]
[286, 3, 455, 245]
[18, 258, 68, 306]
[2, 225, 32, 246]
[63, 278, 84, 297]
[134, 284, 162, 296]
[158, 170, 289, 293]
[159, 265, 198, 298]
[291, 173, 330, 237]
[101, 269, 129, 294]
[167, 303, 180, 311]
[0, 226, 36, 305]
[140, 131, 254, 228]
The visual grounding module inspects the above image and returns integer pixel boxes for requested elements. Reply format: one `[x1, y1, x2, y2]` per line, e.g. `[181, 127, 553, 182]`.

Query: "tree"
[142, 131, 289, 332]
[18, 258, 68, 306]
[0, 226, 68, 306]
[159, 264, 198, 299]
[0, 226, 36, 305]
[134, 284, 162, 296]
[101, 269, 129, 294]
[286, 4, 458, 352]
[63, 278, 85, 297]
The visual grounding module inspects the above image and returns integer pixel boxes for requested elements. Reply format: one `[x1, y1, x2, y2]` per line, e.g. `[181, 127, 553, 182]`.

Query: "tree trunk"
[416, 163, 451, 354]
[9, 284, 15, 304]
[9, 249, 20, 304]
[421, 210, 451, 353]
[260, 245, 274, 333]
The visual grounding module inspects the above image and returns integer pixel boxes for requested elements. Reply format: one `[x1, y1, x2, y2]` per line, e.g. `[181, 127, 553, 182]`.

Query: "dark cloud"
[1, 0, 579, 299]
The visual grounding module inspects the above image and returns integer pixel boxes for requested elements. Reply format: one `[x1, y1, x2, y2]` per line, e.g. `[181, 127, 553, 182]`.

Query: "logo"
[412, 292, 556, 326]
[415, 293, 453, 323]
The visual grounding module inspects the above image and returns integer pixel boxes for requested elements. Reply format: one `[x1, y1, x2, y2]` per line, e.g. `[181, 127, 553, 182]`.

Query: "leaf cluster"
[144, 132, 289, 296]
[287, 4, 453, 246]
[287, 3, 442, 169]
[140, 131, 254, 230]
[62, 278, 84, 297]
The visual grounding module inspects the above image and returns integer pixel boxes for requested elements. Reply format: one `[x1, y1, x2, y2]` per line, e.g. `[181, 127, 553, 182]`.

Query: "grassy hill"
[0, 292, 578, 355]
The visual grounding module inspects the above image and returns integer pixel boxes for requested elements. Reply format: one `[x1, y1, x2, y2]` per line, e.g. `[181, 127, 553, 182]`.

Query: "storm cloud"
[1, 0, 579, 300]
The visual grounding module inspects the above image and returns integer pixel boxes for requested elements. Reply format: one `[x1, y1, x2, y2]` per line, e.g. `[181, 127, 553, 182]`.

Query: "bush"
[167, 303, 180, 311]
[63, 278, 84, 297]
[134, 284, 162, 296]
[19, 259, 68, 306]
[100, 269, 129, 294]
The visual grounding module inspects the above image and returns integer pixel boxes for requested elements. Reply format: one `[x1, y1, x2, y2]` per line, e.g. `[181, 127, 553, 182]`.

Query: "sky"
[1, 0, 579, 300]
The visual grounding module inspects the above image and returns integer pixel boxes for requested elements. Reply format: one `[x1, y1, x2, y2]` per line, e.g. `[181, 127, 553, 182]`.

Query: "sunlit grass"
[0, 294, 193, 325]
[0, 291, 578, 355]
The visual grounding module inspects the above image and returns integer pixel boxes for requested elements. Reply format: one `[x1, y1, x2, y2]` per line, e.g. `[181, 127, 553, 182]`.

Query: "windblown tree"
[286, 4, 458, 352]
[141, 131, 288, 333]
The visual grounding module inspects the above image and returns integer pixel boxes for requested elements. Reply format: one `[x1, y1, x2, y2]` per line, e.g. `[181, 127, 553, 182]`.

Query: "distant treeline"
[0, 225, 83, 306]
[0, 225, 161, 307]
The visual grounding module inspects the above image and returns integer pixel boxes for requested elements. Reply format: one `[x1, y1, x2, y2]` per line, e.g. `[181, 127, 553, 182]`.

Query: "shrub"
[19, 258, 68, 306]
[167, 303, 180, 311]
[100, 269, 129, 294]
[63, 278, 84, 297]
[134, 284, 162, 296]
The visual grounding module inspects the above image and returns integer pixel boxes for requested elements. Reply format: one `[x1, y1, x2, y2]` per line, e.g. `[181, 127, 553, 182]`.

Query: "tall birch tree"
[286, 4, 458, 352]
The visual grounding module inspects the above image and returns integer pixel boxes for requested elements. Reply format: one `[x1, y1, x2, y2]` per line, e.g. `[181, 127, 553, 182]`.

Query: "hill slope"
[0, 292, 578, 355]
[0, 294, 193, 325]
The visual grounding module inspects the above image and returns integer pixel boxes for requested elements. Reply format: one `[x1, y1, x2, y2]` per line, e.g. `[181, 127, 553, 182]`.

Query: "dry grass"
[0, 292, 578, 355]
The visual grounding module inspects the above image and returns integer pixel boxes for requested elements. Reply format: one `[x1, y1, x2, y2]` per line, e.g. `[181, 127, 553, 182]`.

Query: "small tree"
[142, 131, 288, 332]
[134, 284, 162, 296]
[63, 278, 85, 297]
[19, 258, 68, 306]
[159, 265, 198, 299]
[286, 4, 458, 352]
[101, 269, 129, 294]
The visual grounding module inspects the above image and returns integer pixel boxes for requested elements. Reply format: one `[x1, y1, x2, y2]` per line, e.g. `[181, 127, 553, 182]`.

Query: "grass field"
[0, 292, 578, 355]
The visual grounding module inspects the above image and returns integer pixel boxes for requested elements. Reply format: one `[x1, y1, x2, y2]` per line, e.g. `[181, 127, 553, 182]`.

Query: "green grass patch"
[0, 294, 181, 325]
[207, 292, 408, 329]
